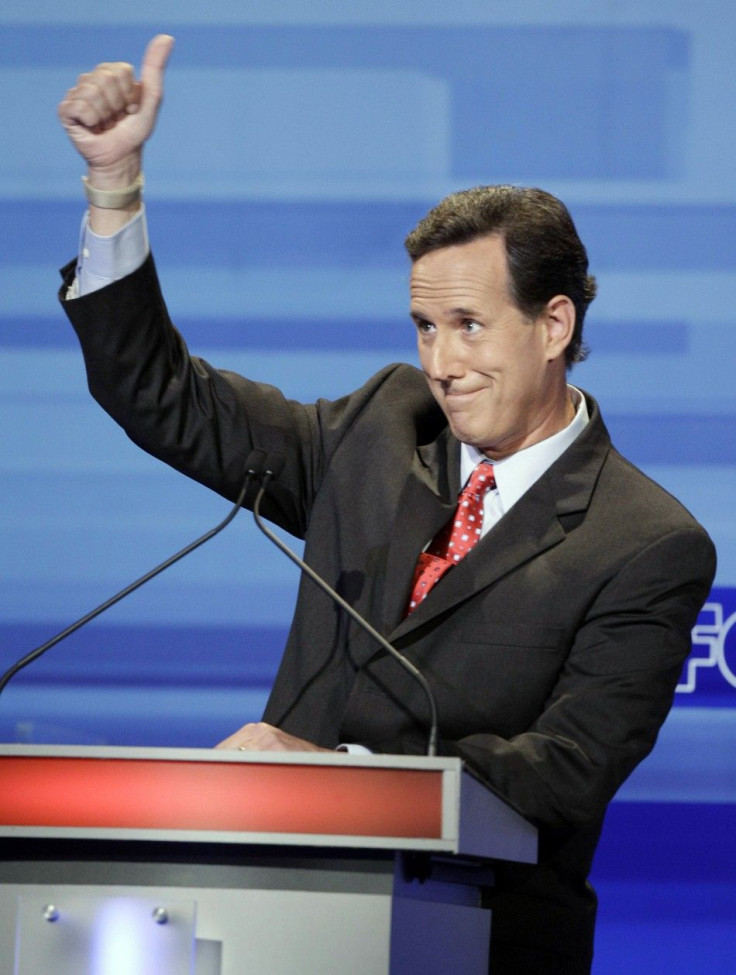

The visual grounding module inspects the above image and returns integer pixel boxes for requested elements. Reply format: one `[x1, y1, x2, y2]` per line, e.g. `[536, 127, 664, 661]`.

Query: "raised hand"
[58, 34, 174, 199]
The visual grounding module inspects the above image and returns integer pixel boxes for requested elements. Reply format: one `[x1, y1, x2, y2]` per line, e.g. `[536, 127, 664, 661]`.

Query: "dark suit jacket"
[61, 255, 716, 972]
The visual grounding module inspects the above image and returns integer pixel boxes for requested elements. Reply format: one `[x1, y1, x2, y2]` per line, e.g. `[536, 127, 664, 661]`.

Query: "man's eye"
[462, 319, 482, 333]
[415, 319, 434, 333]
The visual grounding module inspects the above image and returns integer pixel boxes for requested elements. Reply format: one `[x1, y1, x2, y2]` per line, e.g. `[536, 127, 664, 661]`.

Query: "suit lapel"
[386, 393, 611, 644]
[387, 472, 566, 642]
[380, 429, 459, 632]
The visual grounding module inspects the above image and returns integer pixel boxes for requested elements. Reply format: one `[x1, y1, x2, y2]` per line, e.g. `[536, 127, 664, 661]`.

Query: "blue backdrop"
[1, 4, 734, 971]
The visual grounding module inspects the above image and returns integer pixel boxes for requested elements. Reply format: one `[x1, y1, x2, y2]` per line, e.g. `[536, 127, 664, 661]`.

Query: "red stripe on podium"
[0, 757, 443, 838]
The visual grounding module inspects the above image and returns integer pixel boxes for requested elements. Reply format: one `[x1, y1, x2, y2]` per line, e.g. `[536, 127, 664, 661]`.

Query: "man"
[57, 36, 715, 973]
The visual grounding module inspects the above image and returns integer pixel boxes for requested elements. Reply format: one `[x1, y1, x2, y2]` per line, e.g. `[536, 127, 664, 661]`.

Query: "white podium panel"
[15, 895, 197, 975]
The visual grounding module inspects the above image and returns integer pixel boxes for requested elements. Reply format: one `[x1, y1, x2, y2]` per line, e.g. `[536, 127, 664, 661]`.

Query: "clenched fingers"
[59, 62, 140, 133]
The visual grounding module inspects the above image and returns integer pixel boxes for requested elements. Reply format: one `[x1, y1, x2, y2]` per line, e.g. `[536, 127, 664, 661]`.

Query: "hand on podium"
[215, 721, 332, 753]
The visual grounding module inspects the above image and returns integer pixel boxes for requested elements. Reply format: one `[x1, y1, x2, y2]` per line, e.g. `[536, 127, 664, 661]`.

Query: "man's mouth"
[443, 387, 482, 403]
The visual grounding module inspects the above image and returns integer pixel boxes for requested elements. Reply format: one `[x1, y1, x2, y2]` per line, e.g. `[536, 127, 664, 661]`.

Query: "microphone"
[0, 456, 262, 700]
[250, 452, 439, 757]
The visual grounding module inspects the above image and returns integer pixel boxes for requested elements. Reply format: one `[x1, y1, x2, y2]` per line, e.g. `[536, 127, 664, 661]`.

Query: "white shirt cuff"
[71, 206, 150, 298]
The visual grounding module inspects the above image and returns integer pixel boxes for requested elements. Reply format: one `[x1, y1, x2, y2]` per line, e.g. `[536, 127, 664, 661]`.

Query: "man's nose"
[426, 332, 463, 380]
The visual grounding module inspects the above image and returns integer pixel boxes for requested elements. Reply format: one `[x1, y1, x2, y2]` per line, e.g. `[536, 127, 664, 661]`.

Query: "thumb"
[137, 33, 175, 116]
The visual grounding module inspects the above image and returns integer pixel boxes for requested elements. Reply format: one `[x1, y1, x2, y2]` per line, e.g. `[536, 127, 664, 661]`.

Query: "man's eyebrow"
[450, 306, 479, 317]
[411, 306, 479, 320]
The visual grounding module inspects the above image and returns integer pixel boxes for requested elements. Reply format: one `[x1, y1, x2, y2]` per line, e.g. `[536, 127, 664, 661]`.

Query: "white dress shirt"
[459, 389, 589, 537]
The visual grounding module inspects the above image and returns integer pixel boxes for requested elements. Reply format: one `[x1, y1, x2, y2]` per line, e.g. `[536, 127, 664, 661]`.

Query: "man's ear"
[542, 295, 576, 362]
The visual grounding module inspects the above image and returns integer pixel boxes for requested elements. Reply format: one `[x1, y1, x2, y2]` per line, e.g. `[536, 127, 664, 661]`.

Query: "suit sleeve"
[59, 253, 397, 539]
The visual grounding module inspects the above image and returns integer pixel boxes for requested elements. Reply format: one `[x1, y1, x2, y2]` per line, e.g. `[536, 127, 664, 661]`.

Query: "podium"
[0, 745, 537, 974]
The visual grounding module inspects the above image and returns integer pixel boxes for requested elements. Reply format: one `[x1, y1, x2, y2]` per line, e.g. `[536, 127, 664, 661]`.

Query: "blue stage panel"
[7, 201, 736, 271]
[1, 25, 686, 185]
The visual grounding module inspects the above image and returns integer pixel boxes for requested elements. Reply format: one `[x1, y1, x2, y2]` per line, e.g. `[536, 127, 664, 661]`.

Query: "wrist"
[85, 152, 142, 191]
[84, 157, 144, 235]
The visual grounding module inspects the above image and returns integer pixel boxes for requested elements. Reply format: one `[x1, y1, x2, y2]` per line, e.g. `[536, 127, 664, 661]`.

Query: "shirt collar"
[460, 386, 589, 511]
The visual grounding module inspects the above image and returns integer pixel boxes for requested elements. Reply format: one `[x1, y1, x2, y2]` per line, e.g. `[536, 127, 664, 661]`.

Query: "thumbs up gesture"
[58, 34, 174, 193]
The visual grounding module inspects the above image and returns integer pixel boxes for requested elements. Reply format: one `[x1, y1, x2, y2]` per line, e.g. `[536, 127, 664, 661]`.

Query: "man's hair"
[404, 185, 597, 366]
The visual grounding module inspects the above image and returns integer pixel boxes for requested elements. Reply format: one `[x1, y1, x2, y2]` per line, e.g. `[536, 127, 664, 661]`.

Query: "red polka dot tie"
[405, 461, 495, 615]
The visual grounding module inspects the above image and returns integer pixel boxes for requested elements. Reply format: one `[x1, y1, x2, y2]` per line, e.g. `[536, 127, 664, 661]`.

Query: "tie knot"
[462, 461, 495, 501]
[405, 461, 495, 615]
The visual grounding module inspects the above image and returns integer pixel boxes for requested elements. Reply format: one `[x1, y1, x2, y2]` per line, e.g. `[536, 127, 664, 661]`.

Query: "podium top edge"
[0, 743, 463, 772]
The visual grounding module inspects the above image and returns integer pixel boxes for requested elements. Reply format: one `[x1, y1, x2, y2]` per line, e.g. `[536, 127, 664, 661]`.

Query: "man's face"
[410, 234, 572, 460]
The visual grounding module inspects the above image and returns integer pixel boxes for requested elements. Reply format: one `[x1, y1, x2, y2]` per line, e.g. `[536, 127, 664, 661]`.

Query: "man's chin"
[447, 423, 488, 452]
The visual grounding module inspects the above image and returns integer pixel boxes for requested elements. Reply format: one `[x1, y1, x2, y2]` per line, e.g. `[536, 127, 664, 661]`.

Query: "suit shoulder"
[349, 362, 430, 400]
[316, 362, 445, 442]
[603, 446, 713, 542]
